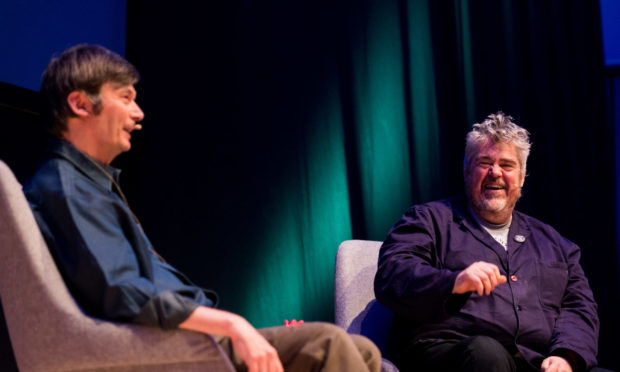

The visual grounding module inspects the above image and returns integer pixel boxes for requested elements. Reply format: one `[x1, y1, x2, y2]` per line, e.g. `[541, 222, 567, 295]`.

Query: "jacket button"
[510, 275, 518, 282]
[517, 305, 522, 311]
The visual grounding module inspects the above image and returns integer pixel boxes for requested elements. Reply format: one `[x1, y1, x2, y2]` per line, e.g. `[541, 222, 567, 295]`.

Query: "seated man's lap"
[407, 336, 537, 372]
[217, 322, 380, 372]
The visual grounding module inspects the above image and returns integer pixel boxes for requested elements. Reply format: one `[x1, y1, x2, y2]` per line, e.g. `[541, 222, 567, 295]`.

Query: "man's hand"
[229, 317, 284, 372]
[179, 306, 283, 372]
[452, 261, 507, 295]
[541, 356, 572, 372]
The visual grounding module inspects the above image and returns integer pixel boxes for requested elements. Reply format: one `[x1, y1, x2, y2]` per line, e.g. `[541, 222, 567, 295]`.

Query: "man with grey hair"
[375, 112, 599, 372]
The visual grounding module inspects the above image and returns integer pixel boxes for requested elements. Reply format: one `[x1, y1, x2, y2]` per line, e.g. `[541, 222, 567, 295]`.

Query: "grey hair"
[463, 112, 531, 177]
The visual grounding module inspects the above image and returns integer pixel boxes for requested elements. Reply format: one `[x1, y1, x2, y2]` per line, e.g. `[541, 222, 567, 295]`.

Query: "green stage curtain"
[125, 1, 618, 367]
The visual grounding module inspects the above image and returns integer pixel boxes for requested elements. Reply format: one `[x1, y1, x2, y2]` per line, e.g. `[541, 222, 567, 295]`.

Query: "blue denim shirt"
[23, 139, 217, 329]
[375, 198, 599, 370]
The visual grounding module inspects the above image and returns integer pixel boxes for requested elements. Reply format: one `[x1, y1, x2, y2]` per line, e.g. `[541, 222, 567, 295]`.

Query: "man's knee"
[349, 334, 382, 371]
[311, 323, 380, 372]
[309, 323, 379, 354]
[462, 335, 506, 354]
[292, 321, 349, 341]
[278, 322, 380, 372]
[457, 336, 516, 372]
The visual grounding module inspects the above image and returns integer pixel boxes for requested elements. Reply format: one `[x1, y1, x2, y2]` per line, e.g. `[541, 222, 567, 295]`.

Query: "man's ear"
[66, 91, 93, 117]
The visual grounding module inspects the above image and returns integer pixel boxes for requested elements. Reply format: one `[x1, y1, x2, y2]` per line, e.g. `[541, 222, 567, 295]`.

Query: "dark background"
[1, 1, 619, 370]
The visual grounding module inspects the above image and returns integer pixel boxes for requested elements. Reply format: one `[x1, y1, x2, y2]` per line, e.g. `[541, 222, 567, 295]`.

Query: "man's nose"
[488, 164, 501, 177]
[131, 102, 145, 122]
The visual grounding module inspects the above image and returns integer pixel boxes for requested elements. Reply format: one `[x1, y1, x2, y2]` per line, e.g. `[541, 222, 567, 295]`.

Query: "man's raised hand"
[453, 261, 507, 296]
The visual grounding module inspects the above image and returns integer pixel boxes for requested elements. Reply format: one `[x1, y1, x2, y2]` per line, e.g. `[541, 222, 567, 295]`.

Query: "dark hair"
[40, 44, 140, 137]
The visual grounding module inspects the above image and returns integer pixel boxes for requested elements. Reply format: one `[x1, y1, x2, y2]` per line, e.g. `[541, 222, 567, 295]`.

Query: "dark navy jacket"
[374, 198, 599, 370]
[24, 139, 217, 329]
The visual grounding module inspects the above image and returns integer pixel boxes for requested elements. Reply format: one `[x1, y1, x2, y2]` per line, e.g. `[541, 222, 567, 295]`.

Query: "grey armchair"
[334, 240, 399, 372]
[0, 160, 235, 372]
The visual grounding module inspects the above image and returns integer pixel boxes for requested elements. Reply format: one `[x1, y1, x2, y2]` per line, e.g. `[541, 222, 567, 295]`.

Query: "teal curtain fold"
[405, 0, 441, 203]
[347, 0, 413, 240]
[240, 70, 354, 327]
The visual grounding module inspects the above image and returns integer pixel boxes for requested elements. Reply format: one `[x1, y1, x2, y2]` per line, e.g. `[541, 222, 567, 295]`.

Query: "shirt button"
[510, 275, 518, 282]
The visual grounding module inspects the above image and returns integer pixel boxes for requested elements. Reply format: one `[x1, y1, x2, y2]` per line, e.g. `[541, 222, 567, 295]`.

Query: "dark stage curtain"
[123, 1, 618, 368]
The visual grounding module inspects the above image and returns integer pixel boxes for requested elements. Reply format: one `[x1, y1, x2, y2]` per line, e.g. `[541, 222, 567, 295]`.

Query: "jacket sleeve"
[374, 205, 464, 321]
[27, 171, 213, 330]
[548, 238, 599, 371]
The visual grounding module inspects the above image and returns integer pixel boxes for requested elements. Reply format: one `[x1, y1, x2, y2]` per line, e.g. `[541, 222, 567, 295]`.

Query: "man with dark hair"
[375, 113, 600, 372]
[40, 44, 140, 138]
[24, 44, 381, 372]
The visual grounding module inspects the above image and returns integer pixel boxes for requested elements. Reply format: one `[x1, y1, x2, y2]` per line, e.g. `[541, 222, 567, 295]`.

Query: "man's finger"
[479, 275, 492, 295]
[487, 271, 499, 292]
[271, 357, 284, 372]
[474, 277, 484, 296]
[246, 360, 259, 372]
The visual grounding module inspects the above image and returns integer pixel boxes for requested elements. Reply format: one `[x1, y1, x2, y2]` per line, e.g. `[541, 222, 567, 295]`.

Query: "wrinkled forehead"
[475, 140, 520, 160]
[465, 138, 525, 175]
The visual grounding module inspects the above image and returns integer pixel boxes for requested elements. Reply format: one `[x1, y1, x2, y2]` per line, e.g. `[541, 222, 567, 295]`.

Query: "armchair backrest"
[334, 239, 394, 354]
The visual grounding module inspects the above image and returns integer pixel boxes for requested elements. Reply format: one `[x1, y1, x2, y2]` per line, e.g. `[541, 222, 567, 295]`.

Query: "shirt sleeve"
[374, 205, 463, 321]
[27, 166, 214, 330]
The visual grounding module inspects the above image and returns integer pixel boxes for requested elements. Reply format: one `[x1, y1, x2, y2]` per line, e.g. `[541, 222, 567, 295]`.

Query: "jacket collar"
[452, 197, 531, 257]
[46, 138, 122, 192]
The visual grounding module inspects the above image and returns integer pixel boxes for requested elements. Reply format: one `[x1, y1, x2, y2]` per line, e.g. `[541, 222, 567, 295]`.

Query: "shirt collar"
[468, 205, 512, 230]
[452, 196, 531, 252]
[46, 138, 122, 192]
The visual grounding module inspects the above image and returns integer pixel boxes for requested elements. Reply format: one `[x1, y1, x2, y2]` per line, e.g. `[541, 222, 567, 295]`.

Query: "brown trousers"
[216, 322, 381, 372]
